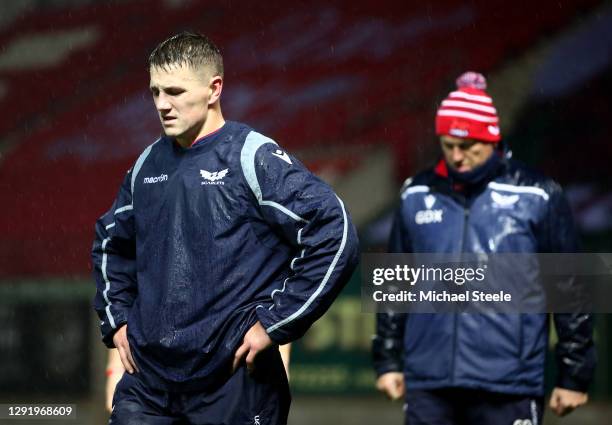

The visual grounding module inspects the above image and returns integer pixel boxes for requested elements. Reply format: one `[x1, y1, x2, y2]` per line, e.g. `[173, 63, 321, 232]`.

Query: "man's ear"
[209, 76, 223, 105]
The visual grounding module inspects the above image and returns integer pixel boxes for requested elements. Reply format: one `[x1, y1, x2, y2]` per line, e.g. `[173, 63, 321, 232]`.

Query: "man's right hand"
[376, 372, 405, 400]
[549, 387, 589, 417]
[112, 324, 139, 374]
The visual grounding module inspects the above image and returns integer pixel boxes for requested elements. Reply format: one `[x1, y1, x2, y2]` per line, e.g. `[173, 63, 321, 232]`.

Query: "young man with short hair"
[373, 72, 595, 424]
[93, 32, 359, 424]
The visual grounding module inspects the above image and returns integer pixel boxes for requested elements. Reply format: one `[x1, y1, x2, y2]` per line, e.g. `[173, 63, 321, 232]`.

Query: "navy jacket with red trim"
[373, 157, 595, 396]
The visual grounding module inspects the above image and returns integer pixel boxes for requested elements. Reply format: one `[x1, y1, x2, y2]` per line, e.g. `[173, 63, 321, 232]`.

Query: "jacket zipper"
[450, 205, 470, 385]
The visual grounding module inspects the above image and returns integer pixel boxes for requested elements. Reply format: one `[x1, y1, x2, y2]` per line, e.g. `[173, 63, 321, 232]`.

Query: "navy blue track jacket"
[92, 121, 359, 391]
[372, 157, 595, 396]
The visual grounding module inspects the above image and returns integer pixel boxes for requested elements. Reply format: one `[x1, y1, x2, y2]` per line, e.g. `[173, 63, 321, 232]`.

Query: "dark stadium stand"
[0, 0, 602, 276]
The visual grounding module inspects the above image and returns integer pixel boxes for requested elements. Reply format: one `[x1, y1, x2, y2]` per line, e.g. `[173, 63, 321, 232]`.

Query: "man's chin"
[163, 128, 182, 137]
[448, 166, 470, 173]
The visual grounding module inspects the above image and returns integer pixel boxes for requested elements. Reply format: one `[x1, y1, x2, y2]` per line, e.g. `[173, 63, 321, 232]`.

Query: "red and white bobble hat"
[435, 71, 501, 143]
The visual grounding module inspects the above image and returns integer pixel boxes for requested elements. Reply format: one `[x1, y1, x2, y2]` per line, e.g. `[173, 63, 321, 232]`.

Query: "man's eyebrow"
[149, 84, 185, 90]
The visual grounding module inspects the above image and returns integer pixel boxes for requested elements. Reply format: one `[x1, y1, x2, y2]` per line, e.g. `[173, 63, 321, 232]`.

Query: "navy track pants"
[405, 388, 544, 425]
[110, 348, 290, 425]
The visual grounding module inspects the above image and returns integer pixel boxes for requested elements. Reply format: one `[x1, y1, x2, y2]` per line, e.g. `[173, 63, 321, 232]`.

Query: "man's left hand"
[549, 387, 588, 416]
[232, 321, 273, 373]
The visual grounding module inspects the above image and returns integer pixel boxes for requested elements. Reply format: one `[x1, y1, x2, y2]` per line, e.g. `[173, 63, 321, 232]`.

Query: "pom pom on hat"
[456, 71, 487, 90]
[435, 71, 501, 142]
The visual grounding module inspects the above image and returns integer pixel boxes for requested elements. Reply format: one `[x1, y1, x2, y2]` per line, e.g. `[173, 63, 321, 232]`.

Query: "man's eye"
[166, 90, 184, 96]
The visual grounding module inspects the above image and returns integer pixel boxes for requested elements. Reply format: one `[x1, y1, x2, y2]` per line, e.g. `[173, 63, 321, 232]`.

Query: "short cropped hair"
[148, 31, 224, 77]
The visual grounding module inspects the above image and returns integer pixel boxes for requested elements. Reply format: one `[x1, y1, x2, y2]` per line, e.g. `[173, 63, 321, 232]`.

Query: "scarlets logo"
[200, 169, 229, 185]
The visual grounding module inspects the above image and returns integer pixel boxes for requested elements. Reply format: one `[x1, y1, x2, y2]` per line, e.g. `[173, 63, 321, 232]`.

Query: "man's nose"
[451, 147, 464, 163]
[155, 93, 171, 111]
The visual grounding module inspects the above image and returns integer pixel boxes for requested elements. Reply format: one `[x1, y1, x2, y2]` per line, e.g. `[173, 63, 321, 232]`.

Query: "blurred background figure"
[1, 0, 611, 424]
[105, 349, 123, 413]
[373, 71, 595, 424]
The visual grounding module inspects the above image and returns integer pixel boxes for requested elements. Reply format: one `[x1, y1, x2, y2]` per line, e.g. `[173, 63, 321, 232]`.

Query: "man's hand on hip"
[112, 324, 139, 374]
[376, 372, 405, 401]
[232, 321, 273, 373]
[549, 387, 588, 416]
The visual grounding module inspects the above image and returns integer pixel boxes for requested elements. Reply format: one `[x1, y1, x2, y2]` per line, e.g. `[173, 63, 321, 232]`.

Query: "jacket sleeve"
[91, 170, 137, 348]
[372, 205, 409, 376]
[543, 183, 596, 392]
[242, 137, 359, 344]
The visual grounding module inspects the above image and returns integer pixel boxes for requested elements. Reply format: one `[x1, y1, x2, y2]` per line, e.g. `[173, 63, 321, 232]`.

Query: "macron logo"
[200, 169, 229, 185]
[143, 174, 168, 184]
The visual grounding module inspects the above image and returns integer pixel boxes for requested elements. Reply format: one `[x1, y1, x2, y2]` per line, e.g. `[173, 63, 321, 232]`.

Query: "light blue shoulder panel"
[130, 138, 161, 196]
[240, 131, 278, 202]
